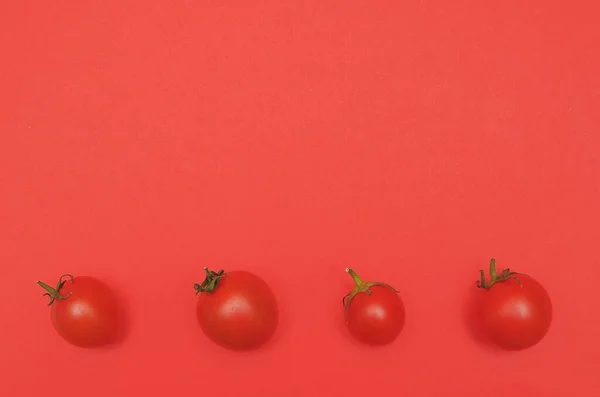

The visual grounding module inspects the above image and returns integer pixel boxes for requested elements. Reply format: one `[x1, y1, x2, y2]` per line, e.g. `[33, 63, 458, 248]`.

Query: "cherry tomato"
[194, 268, 278, 350]
[37, 275, 124, 348]
[473, 258, 552, 350]
[343, 268, 406, 346]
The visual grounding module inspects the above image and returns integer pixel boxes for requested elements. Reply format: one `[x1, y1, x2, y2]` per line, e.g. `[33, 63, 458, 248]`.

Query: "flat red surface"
[1, 1, 598, 396]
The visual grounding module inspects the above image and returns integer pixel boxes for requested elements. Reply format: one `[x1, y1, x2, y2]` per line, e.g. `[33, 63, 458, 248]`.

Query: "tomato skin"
[346, 285, 406, 346]
[195, 270, 278, 351]
[475, 274, 552, 350]
[42, 276, 123, 348]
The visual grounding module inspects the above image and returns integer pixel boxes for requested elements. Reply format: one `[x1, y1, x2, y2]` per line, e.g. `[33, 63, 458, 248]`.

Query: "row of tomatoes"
[37, 258, 552, 351]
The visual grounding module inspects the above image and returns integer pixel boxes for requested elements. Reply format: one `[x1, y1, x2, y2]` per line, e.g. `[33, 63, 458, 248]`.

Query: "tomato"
[343, 268, 406, 346]
[37, 275, 123, 348]
[473, 258, 553, 350]
[194, 268, 279, 350]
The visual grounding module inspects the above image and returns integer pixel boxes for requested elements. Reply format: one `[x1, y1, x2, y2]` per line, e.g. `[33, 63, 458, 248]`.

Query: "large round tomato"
[474, 258, 552, 350]
[343, 268, 405, 346]
[37, 275, 123, 348]
[194, 268, 279, 350]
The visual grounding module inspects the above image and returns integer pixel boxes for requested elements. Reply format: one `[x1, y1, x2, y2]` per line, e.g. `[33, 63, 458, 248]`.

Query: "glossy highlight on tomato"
[194, 267, 279, 351]
[37, 275, 124, 348]
[473, 258, 553, 350]
[343, 268, 406, 346]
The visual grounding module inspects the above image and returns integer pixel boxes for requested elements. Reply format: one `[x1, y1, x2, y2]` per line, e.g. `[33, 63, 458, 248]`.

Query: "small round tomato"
[473, 258, 552, 350]
[37, 275, 123, 348]
[343, 268, 406, 346]
[194, 268, 278, 351]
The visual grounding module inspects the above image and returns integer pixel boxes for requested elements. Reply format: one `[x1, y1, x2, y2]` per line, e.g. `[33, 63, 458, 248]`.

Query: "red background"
[1, 1, 598, 396]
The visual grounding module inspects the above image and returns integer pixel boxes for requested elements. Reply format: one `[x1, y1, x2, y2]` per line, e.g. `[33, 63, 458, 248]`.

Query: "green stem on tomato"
[342, 268, 399, 324]
[346, 268, 364, 286]
[476, 258, 526, 289]
[37, 274, 73, 306]
[194, 267, 227, 295]
[489, 258, 498, 280]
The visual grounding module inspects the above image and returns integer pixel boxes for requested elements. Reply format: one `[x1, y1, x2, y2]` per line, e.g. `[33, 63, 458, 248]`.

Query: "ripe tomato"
[474, 258, 553, 350]
[343, 268, 405, 346]
[194, 268, 278, 350]
[37, 275, 123, 348]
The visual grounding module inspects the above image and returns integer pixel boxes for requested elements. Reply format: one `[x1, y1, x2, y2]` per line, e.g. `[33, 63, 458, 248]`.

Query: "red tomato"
[474, 259, 552, 350]
[194, 268, 278, 350]
[37, 275, 123, 348]
[343, 268, 406, 346]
